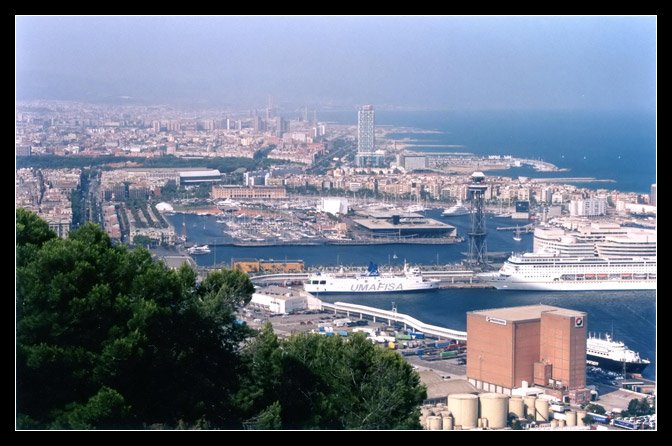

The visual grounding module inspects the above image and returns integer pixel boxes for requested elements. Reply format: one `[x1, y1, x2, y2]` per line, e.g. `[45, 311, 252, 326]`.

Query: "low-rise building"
[250, 286, 310, 314]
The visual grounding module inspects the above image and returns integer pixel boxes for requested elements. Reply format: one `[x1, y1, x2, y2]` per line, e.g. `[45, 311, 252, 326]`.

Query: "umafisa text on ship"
[304, 261, 440, 294]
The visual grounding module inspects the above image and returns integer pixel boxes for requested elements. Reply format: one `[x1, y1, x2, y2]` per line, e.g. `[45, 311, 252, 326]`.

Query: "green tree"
[17, 211, 254, 429]
[585, 403, 606, 415]
[238, 329, 426, 430]
[16, 207, 57, 267]
[623, 397, 654, 417]
[132, 235, 153, 247]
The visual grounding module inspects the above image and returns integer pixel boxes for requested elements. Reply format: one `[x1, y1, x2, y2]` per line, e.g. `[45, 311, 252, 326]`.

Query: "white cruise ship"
[441, 200, 471, 216]
[304, 262, 440, 294]
[480, 253, 656, 290]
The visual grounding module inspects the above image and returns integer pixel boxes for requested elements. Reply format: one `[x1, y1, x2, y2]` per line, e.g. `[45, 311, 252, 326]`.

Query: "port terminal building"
[353, 211, 456, 238]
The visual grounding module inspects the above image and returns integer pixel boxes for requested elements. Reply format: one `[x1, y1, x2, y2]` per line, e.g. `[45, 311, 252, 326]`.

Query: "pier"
[495, 223, 535, 232]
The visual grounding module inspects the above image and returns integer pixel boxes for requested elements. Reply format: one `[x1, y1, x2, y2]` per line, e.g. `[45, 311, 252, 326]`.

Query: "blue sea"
[166, 109, 657, 380]
[167, 211, 656, 380]
[317, 109, 656, 194]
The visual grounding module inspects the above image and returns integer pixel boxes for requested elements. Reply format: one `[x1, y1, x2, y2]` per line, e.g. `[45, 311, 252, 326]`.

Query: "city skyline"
[16, 16, 655, 111]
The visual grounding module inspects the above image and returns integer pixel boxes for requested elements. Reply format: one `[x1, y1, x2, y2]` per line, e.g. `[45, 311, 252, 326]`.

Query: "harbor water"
[167, 211, 656, 380]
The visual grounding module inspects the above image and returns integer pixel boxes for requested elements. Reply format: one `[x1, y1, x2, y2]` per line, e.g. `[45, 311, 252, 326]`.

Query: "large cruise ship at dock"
[480, 253, 656, 290]
[304, 262, 440, 294]
[587, 333, 650, 374]
[480, 223, 656, 291]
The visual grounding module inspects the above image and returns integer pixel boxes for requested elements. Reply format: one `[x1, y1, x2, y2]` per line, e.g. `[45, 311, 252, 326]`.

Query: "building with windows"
[357, 105, 375, 153]
[211, 185, 286, 200]
[569, 196, 607, 217]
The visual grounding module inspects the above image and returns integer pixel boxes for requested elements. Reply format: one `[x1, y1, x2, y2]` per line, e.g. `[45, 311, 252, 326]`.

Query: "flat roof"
[361, 210, 425, 219]
[254, 286, 305, 299]
[179, 169, 221, 177]
[353, 218, 455, 230]
[469, 304, 585, 322]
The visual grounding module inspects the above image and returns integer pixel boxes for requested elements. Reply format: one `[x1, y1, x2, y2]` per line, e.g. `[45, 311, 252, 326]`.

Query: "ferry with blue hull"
[304, 262, 440, 294]
[587, 333, 650, 374]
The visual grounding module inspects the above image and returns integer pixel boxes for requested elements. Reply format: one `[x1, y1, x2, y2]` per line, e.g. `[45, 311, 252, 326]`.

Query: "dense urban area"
[16, 100, 656, 430]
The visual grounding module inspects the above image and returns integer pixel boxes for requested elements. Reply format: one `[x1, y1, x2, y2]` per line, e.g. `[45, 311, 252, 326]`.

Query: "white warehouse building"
[250, 286, 314, 314]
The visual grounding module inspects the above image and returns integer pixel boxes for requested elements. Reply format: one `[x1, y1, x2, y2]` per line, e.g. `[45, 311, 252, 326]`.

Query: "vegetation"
[253, 144, 276, 161]
[16, 210, 426, 429]
[237, 324, 426, 429]
[158, 181, 212, 201]
[622, 397, 654, 417]
[584, 403, 606, 414]
[132, 234, 153, 247]
[17, 212, 254, 428]
[17, 154, 262, 173]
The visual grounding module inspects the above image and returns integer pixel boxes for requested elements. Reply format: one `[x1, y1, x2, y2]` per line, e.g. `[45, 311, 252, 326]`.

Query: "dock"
[495, 223, 535, 232]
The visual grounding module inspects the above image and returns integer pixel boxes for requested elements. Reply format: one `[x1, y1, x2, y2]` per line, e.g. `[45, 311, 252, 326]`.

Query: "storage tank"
[442, 415, 454, 430]
[479, 393, 509, 429]
[477, 418, 483, 428]
[577, 410, 587, 427]
[481, 418, 489, 428]
[448, 393, 478, 429]
[523, 396, 537, 419]
[566, 411, 577, 427]
[509, 397, 525, 419]
[550, 419, 558, 428]
[427, 415, 442, 430]
[534, 399, 549, 422]
[558, 419, 566, 428]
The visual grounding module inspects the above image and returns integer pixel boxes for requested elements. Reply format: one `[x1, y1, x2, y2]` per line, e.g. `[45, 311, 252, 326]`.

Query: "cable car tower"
[467, 171, 488, 267]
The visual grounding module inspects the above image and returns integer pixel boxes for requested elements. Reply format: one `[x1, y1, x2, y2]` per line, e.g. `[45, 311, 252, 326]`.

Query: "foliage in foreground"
[16, 209, 426, 429]
[237, 324, 426, 429]
[17, 209, 252, 428]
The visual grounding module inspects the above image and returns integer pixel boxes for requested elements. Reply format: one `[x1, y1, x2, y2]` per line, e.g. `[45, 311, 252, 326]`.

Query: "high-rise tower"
[357, 105, 375, 153]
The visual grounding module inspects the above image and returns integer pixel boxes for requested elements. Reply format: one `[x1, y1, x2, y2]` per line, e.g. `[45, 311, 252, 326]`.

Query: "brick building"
[466, 305, 588, 401]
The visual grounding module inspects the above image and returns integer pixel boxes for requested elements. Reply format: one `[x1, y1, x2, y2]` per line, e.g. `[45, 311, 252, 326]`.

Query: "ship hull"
[442, 211, 470, 217]
[484, 278, 656, 291]
[587, 354, 649, 374]
[303, 286, 439, 294]
[304, 279, 440, 294]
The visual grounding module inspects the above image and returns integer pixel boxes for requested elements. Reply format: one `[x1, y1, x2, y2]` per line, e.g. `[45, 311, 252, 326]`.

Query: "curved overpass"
[321, 301, 467, 341]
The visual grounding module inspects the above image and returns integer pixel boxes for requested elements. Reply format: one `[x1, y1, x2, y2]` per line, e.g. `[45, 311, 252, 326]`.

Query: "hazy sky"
[16, 16, 656, 110]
